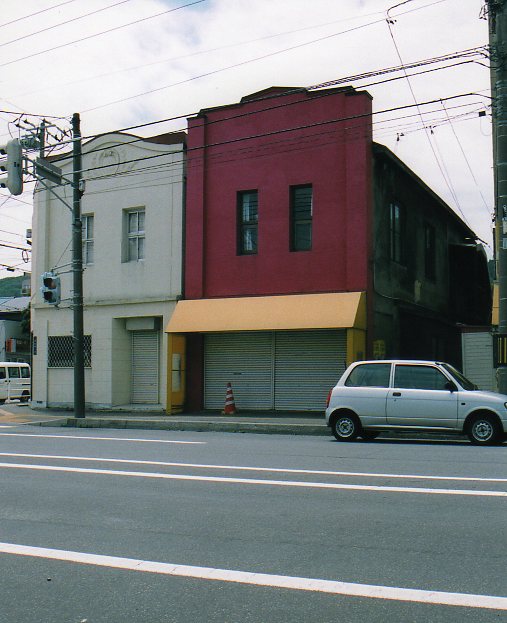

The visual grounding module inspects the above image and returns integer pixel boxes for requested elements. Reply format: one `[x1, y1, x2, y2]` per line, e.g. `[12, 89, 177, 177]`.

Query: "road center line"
[0, 542, 505, 610]
[0, 433, 204, 444]
[0, 461, 505, 496]
[0, 452, 505, 483]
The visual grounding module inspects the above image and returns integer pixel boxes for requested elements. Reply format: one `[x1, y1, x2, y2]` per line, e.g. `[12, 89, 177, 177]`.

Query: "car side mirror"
[445, 381, 457, 392]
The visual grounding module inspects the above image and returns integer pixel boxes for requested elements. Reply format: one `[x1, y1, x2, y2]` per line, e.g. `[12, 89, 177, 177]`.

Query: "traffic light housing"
[41, 272, 61, 305]
[0, 139, 23, 196]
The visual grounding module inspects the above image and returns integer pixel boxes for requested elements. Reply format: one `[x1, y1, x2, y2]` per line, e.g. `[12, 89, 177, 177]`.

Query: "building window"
[82, 214, 94, 265]
[48, 335, 92, 368]
[290, 185, 312, 251]
[425, 223, 436, 280]
[237, 190, 258, 255]
[127, 209, 145, 261]
[390, 202, 406, 264]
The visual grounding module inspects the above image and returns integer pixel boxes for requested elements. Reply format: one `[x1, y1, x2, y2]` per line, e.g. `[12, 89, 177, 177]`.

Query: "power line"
[0, 0, 207, 70]
[385, 13, 470, 225]
[80, 15, 390, 114]
[440, 98, 492, 218]
[0, 0, 134, 49]
[9, 10, 392, 101]
[0, 0, 80, 30]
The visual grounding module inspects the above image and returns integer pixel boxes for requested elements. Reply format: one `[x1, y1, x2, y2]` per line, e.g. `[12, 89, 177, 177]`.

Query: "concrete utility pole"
[489, 0, 507, 391]
[72, 113, 85, 418]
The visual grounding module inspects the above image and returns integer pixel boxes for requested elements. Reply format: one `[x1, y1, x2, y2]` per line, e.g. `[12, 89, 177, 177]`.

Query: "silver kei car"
[325, 360, 507, 445]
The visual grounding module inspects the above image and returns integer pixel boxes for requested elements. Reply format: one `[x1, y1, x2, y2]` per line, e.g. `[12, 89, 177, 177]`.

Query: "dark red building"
[166, 86, 490, 413]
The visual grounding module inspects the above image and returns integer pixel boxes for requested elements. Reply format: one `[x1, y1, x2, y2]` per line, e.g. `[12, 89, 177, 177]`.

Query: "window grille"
[48, 335, 92, 368]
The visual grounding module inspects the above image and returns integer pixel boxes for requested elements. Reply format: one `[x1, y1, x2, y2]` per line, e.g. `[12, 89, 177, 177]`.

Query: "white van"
[0, 362, 31, 403]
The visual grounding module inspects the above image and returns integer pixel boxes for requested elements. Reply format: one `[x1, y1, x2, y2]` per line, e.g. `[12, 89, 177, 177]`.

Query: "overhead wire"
[385, 2, 471, 225]
[0, 0, 207, 70]
[0, 0, 135, 49]
[10, 9, 392, 101]
[0, 0, 80, 30]
[440, 98, 493, 218]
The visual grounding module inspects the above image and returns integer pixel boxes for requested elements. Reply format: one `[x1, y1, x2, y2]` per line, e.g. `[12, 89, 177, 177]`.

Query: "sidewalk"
[22, 407, 330, 436]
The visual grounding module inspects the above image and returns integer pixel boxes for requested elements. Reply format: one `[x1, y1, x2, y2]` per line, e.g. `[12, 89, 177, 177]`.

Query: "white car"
[325, 360, 507, 445]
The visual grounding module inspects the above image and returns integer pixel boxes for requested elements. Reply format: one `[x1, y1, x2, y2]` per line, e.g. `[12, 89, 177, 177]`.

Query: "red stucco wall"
[185, 87, 373, 300]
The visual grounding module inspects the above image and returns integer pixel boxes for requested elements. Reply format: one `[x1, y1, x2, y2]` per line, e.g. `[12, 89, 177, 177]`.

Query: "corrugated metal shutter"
[204, 332, 273, 410]
[204, 329, 347, 412]
[461, 332, 495, 391]
[131, 331, 159, 404]
[274, 330, 347, 411]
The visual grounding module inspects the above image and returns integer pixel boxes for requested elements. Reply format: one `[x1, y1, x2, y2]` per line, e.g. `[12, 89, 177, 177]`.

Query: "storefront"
[166, 292, 366, 413]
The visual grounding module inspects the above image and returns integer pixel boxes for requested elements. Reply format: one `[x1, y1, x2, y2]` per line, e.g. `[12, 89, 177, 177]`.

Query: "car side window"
[0, 367, 5, 380]
[345, 363, 391, 388]
[8, 367, 20, 379]
[393, 365, 449, 390]
[21, 367, 30, 379]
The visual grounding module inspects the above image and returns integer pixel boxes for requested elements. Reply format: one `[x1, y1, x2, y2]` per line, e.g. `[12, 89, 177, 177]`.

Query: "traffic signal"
[41, 272, 61, 305]
[0, 139, 23, 196]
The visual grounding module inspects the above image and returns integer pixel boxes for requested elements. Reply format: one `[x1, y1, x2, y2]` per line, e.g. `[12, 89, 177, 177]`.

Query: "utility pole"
[72, 113, 85, 417]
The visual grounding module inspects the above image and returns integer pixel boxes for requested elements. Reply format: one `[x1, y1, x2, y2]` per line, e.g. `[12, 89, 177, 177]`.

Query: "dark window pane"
[291, 185, 312, 251]
[8, 367, 20, 379]
[390, 202, 406, 264]
[394, 365, 448, 390]
[345, 363, 391, 388]
[425, 223, 436, 280]
[238, 190, 258, 255]
[294, 222, 312, 251]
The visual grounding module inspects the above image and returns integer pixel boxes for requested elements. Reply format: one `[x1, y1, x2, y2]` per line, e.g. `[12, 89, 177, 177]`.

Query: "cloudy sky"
[0, 0, 492, 279]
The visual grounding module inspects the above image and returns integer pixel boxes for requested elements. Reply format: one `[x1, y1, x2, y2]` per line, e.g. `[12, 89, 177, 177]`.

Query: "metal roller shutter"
[274, 330, 347, 411]
[131, 331, 160, 404]
[204, 332, 273, 410]
[204, 329, 347, 412]
[461, 332, 495, 391]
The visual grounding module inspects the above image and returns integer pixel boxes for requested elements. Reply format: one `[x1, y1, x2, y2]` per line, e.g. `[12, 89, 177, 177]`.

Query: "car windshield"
[441, 363, 477, 390]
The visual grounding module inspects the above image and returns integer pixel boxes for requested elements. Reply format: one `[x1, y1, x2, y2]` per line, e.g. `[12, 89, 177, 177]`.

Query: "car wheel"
[331, 413, 360, 441]
[467, 414, 501, 446]
[361, 430, 380, 441]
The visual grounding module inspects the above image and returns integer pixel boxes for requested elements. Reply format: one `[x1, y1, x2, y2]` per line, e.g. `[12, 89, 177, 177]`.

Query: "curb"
[34, 417, 329, 436]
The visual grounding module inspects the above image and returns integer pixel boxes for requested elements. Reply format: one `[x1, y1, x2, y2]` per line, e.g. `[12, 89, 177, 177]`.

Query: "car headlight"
[504, 402, 507, 409]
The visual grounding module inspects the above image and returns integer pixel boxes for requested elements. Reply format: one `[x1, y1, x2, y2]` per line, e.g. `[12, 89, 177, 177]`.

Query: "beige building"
[31, 131, 185, 410]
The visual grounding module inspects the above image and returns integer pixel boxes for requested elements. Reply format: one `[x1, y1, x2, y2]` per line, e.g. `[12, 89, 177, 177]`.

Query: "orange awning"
[166, 292, 366, 333]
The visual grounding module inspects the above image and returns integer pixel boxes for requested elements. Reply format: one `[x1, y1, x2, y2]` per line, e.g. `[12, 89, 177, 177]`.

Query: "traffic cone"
[222, 382, 237, 415]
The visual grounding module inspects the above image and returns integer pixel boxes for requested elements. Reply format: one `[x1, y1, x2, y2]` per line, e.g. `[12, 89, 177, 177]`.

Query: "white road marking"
[0, 433, 204, 444]
[0, 452, 505, 483]
[0, 461, 505, 496]
[0, 542, 505, 610]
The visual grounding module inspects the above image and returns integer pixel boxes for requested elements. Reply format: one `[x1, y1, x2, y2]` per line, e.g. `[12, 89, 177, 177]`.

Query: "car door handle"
[392, 392, 401, 397]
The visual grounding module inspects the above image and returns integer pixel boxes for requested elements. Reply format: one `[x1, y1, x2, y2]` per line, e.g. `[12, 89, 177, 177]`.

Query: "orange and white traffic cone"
[222, 382, 237, 415]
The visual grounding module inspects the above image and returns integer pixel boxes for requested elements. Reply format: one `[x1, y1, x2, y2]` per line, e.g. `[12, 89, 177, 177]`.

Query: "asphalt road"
[0, 423, 506, 622]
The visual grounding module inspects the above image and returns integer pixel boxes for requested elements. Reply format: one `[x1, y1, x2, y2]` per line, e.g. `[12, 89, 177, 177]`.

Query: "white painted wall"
[31, 133, 185, 410]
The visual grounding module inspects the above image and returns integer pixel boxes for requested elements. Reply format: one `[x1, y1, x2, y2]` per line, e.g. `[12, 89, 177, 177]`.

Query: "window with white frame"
[127, 209, 145, 261]
[82, 214, 94, 265]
